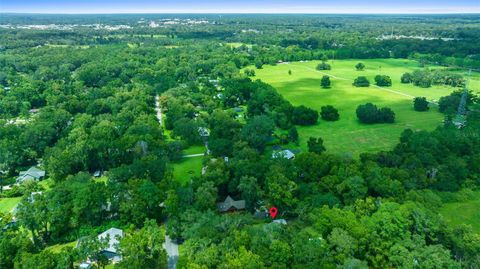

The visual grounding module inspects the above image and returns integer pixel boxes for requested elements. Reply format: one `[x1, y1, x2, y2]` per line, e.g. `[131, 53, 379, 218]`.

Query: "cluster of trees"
[320, 105, 340, 121]
[438, 89, 478, 114]
[316, 62, 331, 70]
[401, 69, 465, 88]
[353, 76, 370, 87]
[356, 103, 395, 123]
[374, 75, 392, 86]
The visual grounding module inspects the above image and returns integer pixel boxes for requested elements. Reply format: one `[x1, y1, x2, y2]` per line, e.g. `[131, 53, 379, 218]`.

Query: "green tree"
[307, 137, 326, 154]
[320, 105, 340, 121]
[241, 115, 275, 152]
[355, 62, 365, 71]
[374, 75, 392, 87]
[117, 219, 167, 269]
[321, 75, 331, 88]
[413, 97, 429, 111]
[288, 127, 299, 144]
[353, 76, 370, 87]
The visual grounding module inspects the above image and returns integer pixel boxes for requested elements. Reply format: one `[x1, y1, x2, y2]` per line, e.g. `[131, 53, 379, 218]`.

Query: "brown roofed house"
[217, 196, 246, 213]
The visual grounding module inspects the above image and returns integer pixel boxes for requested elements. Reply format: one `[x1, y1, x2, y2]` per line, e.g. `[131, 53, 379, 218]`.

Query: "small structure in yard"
[272, 149, 295, 160]
[272, 219, 288, 225]
[233, 107, 244, 113]
[254, 210, 269, 219]
[217, 196, 246, 213]
[15, 167, 45, 184]
[98, 227, 124, 263]
[79, 262, 92, 269]
[93, 170, 102, 177]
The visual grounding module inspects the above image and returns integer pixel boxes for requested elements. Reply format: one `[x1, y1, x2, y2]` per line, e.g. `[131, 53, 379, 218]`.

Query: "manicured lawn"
[0, 197, 22, 213]
[183, 144, 206, 155]
[439, 195, 480, 234]
[253, 59, 479, 156]
[172, 157, 203, 185]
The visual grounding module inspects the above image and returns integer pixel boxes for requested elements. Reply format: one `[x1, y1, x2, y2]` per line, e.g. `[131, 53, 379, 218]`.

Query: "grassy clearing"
[225, 42, 253, 49]
[183, 144, 206, 155]
[253, 59, 479, 156]
[0, 197, 21, 213]
[172, 157, 203, 185]
[45, 241, 77, 253]
[439, 193, 480, 234]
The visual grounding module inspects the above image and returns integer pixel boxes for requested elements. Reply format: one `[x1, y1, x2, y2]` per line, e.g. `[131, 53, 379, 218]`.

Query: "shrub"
[320, 105, 339, 121]
[353, 76, 370, 87]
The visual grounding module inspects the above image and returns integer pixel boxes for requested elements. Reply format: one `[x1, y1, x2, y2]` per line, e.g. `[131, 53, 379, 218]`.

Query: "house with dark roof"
[15, 167, 45, 184]
[217, 196, 246, 212]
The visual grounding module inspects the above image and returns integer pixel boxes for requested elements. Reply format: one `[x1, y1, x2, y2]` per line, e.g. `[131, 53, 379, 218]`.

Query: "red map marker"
[269, 207, 278, 219]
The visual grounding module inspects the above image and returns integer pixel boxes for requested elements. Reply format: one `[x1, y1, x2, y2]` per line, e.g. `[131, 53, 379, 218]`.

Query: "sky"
[1, 0, 479, 14]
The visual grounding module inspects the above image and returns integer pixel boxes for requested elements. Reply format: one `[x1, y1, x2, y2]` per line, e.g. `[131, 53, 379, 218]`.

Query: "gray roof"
[217, 196, 246, 212]
[98, 228, 123, 254]
[16, 167, 45, 184]
[272, 150, 295, 160]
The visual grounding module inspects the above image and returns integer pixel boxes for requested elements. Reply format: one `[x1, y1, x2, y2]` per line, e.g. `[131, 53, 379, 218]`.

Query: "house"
[272, 150, 295, 160]
[97, 227, 124, 263]
[79, 262, 92, 269]
[93, 170, 102, 177]
[198, 127, 210, 137]
[217, 196, 246, 212]
[15, 167, 45, 184]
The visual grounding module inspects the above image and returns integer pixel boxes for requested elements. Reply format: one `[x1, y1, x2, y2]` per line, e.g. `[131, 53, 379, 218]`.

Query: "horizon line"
[2, 12, 480, 15]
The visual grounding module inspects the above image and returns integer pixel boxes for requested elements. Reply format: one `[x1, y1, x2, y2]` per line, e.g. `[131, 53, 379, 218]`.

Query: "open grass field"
[0, 197, 21, 213]
[172, 157, 203, 185]
[253, 59, 480, 156]
[439, 193, 480, 234]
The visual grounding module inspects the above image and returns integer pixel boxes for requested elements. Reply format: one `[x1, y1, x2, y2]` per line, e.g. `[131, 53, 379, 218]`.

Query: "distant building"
[97, 228, 124, 263]
[217, 196, 246, 212]
[272, 150, 295, 160]
[15, 167, 45, 184]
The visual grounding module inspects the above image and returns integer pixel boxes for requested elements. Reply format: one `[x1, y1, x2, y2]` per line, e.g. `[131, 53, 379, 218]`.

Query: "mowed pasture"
[253, 59, 479, 156]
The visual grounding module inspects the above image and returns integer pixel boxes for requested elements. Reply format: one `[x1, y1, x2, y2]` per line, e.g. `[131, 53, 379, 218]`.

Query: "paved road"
[163, 234, 179, 269]
[155, 94, 163, 126]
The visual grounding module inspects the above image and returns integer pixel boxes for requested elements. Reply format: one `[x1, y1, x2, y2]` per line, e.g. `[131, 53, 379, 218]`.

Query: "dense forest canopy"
[0, 13, 480, 269]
